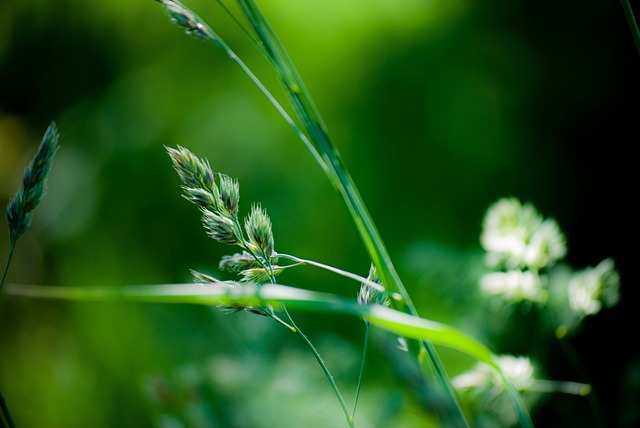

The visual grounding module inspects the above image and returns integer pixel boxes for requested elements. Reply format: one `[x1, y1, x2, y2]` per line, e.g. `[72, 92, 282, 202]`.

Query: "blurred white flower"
[453, 355, 535, 392]
[481, 198, 566, 271]
[480, 271, 546, 303]
[568, 258, 620, 316]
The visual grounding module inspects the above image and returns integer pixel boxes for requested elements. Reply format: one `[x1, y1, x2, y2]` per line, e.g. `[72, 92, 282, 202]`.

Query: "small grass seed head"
[218, 173, 240, 217]
[6, 193, 31, 242]
[358, 264, 390, 307]
[201, 208, 241, 245]
[219, 251, 262, 273]
[181, 186, 219, 210]
[191, 269, 266, 315]
[240, 266, 283, 284]
[244, 203, 274, 257]
[156, 0, 210, 40]
[166, 145, 218, 201]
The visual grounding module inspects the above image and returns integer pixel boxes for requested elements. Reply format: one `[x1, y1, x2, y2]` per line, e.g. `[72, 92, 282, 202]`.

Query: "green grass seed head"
[201, 208, 241, 245]
[166, 145, 217, 195]
[6, 121, 59, 242]
[244, 203, 274, 257]
[219, 251, 262, 273]
[218, 174, 240, 217]
[156, 0, 210, 40]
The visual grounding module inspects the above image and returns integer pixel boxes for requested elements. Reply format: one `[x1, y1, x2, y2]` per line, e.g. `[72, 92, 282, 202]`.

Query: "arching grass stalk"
[154, 1, 467, 425]
[166, 145, 356, 426]
[620, 0, 640, 55]
[222, 3, 465, 423]
[352, 321, 369, 425]
[280, 305, 355, 428]
[154, 0, 327, 173]
[277, 253, 402, 302]
[0, 242, 16, 295]
[1, 121, 59, 428]
[5, 281, 532, 428]
[0, 390, 15, 428]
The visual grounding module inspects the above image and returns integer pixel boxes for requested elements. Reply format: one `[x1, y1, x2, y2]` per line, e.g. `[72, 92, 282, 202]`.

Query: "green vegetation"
[1, 1, 636, 427]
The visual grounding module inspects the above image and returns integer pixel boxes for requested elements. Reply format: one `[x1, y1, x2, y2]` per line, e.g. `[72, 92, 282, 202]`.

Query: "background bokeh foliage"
[1, 0, 638, 427]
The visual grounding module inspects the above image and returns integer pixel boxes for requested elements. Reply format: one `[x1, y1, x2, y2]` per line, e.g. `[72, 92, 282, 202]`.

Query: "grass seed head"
[219, 251, 262, 273]
[218, 174, 240, 217]
[244, 203, 274, 257]
[166, 145, 217, 196]
[358, 264, 390, 307]
[202, 208, 241, 245]
[6, 121, 59, 242]
[156, 0, 210, 40]
[240, 266, 283, 284]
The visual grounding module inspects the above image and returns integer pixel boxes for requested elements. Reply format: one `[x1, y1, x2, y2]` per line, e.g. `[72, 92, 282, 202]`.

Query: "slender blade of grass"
[5, 281, 533, 427]
[620, 0, 640, 55]
[154, 2, 532, 425]
[233, 1, 467, 424]
[6, 282, 495, 367]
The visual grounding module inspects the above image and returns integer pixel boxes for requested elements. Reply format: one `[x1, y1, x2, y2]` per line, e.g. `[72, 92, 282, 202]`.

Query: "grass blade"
[233, 0, 467, 424]
[6, 281, 533, 426]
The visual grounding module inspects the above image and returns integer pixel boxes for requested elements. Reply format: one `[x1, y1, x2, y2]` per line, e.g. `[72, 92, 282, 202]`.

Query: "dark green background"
[1, 1, 638, 427]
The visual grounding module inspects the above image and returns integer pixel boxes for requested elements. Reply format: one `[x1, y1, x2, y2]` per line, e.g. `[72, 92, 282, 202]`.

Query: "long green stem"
[1, 242, 16, 428]
[8, 280, 535, 424]
[233, 1, 467, 425]
[0, 241, 16, 293]
[351, 322, 369, 423]
[277, 253, 402, 302]
[620, 0, 640, 55]
[245, 230, 354, 426]
[157, 1, 523, 425]
[280, 306, 354, 428]
[558, 338, 605, 428]
[0, 390, 15, 428]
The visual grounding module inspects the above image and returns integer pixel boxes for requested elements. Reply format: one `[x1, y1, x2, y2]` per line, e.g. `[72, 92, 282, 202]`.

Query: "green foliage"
[0, 1, 634, 427]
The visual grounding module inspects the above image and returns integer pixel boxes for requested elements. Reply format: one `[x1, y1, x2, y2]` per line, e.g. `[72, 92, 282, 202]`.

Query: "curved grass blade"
[6, 281, 533, 427]
[620, 0, 640, 56]
[232, 0, 466, 424]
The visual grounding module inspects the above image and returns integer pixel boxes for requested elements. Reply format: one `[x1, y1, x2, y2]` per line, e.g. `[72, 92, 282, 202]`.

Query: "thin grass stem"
[244, 229, 353, 425]
[157, 0, 324, 172]
[351, 321, 369, 423]
[277, 253, 402, 302]
[498, 371, 535, 428]
[1, 242, 17, 428]
[213, 0, 261, 47]
[0, 389, 15, 428]
[280, 306, 354, 428]
[0, 241, 16, 293]
[157, 2, 531, 424]
[557, 338, 606, 428]
[620, 0, 640, 55]
[227, 7, 471, 424]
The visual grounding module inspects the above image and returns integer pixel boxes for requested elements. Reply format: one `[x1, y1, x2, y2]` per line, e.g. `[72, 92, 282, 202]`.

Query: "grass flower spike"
[167, 145, 281, 291]
[358, 265, 390, 307]
[6, 122, 60, 243]
[2, 120, 60, 428]
[155, 0, 211, 41]
[3, 121, 59, 292]
[244, 203, 274, 259]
